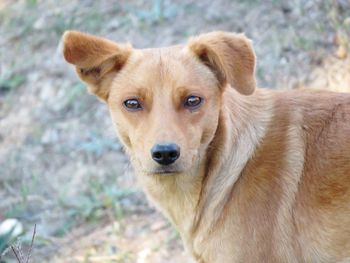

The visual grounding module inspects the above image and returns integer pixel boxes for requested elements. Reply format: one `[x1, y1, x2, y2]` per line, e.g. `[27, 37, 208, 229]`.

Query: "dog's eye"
[123, 98, 142, 111]
[184, 96, 202, 109]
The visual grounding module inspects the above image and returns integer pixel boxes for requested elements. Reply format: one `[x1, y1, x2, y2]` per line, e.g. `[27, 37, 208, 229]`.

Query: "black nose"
[151, 143, 180, 165]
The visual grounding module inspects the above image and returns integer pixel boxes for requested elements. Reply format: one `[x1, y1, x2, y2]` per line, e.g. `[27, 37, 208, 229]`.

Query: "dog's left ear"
[188, 31, 256, 95]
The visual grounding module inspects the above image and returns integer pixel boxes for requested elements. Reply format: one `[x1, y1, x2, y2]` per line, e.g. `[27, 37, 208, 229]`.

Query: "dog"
[62, 31, 350, 263]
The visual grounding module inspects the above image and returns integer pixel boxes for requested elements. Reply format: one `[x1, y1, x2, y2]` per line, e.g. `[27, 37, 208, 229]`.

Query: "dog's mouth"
[149, 166, 183, 175]
[154, 170, 180, 175]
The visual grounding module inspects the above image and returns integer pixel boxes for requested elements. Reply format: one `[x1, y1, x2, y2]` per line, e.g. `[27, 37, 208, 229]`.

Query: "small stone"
[335, 45, 348, 59]
[0, 218, 23, 238]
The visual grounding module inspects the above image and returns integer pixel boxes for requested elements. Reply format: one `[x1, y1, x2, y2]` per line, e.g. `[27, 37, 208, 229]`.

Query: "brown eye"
[123, 98, 142, 111]
[184, 96, 203, 109]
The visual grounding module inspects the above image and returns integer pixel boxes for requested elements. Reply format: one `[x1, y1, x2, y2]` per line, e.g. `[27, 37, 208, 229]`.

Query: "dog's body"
[63, 31, 350, 262]
[141, 88, 350, 263]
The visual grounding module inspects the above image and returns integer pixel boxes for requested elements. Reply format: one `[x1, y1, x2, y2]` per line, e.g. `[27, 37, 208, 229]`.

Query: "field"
[0, 0, 349, 262]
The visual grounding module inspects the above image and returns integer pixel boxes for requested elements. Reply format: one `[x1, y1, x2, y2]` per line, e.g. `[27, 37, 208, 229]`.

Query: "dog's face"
[63, 31, 256, 176]
[107, 48, 223, 175]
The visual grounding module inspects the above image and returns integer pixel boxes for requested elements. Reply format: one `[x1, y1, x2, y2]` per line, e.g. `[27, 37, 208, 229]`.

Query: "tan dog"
[62, 31, 350, 263]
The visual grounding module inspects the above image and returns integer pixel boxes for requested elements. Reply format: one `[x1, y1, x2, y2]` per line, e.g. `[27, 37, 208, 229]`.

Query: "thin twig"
[25, 224, 36, 263]
[11, 246, 21, 263]
[15, 242, 25, 263]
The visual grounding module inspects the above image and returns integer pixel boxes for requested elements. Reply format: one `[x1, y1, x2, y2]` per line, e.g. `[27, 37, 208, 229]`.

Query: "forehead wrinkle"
[158, 49, 163, 81]
[160, 50, 189, 89]
[158, 48, 173, 87]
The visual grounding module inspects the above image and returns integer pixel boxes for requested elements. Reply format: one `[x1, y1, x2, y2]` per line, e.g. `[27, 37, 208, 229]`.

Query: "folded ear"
[188, 31, 256, 95]
[62, 31, 132, 101]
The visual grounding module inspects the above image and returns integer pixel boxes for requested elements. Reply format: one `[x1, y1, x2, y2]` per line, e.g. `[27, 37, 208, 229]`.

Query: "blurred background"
[0, 0, 349, 262]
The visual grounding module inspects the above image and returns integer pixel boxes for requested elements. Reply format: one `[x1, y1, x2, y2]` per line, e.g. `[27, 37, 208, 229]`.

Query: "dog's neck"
[194, 88, 274, 229]
[137, 88, 273, 252]
[137, 161, 204, 239]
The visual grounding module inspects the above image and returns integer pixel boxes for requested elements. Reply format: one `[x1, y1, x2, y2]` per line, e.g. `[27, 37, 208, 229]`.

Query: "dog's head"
[63, 31, 256, 176]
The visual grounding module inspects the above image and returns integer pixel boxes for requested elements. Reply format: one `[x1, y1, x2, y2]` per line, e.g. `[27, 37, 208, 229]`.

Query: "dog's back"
[287, 91, 350, 262]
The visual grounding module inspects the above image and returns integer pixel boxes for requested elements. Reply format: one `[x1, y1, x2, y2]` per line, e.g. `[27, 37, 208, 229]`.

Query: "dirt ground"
[0, 0, 349, 262]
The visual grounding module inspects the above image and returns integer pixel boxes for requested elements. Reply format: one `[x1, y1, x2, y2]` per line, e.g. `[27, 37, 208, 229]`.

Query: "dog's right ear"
[62, 31, 132, 102]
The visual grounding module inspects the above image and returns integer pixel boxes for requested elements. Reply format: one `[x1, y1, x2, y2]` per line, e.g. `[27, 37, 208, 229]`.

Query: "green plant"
[0, 71, 26, 95]
[0, 227, 14, 256]
[26, 0, 38, 8]
[80, 11, 105, 32]
[128, 0, 178, 24]
[76, 131, 121, 157]
[58, 176, 135, 233]
[53, 14, 75, 36]
[61, 82, 85, 110]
